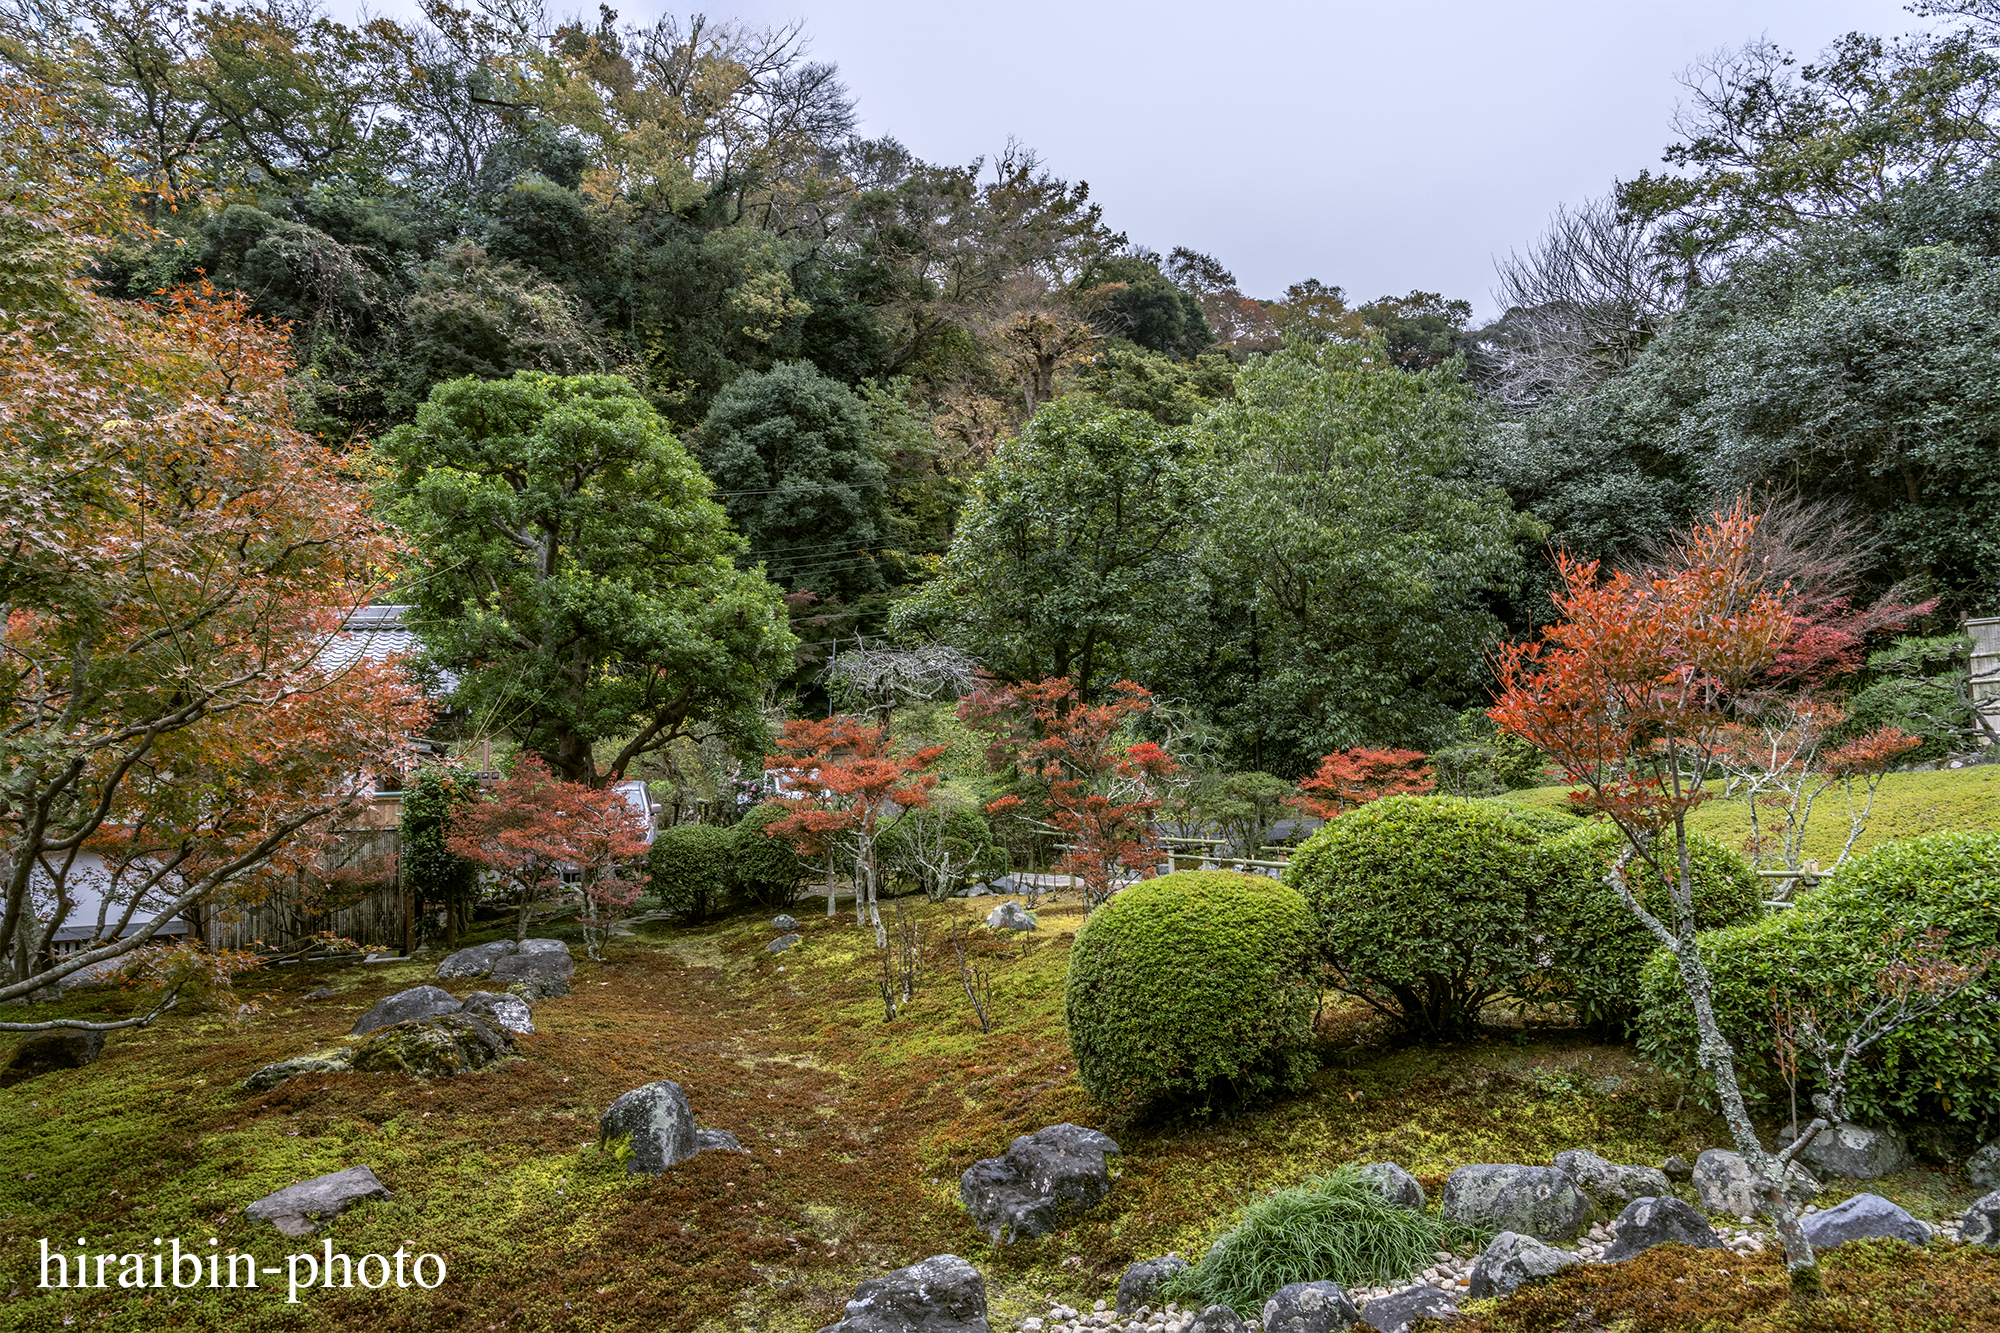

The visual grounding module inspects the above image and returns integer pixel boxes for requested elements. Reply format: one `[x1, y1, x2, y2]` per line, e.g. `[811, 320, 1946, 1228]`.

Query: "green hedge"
[1521, 824, 1761, 1030]
[1065, 870, 1318, 1116]
[1636, 830, 2000, 1127]
[1283, 796, 1546, 1038]
[648, 823, 732, 923]
[729, 802, 809, 909]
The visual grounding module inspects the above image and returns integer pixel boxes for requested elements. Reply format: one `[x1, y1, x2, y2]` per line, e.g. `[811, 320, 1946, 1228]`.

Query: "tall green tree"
[376, 371, 795, 786]
[699, 360, 890, 599]
[1197, 339, 1537, 776]
[892, 396, 1211, 699]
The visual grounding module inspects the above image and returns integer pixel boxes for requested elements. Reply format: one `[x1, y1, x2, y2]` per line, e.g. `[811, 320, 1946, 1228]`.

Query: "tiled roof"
[322, 605, 458, 692]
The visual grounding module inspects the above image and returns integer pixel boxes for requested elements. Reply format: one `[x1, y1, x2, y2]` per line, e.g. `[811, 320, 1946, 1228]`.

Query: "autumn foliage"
[760, 717, 947, 929]
[1286, 748, 1435, 820]
[445, 757, 650, 956]
[0, 89, 427, 1000]
[961, 678, 1176, 909]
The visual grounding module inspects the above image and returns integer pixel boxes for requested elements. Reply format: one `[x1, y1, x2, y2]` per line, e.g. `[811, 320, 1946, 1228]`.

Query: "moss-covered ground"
[3, 890, 1995, 1333]
[1501, 765, 2000, 868]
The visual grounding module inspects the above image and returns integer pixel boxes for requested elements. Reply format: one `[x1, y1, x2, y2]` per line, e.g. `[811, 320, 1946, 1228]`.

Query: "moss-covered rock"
[1065, 870, 1317, 1116]
[242, 1049, 355, 1091]
[349, 1013, 514, 1079]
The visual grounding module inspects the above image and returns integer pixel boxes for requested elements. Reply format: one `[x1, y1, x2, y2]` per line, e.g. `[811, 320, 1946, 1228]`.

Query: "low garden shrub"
[1163, 1166, 1488, 1312]
[648, 822, 733, 923]
[1636, 829, 2000, 1127]
[728, 803, 809, 909]
[1283, 796, 1546, 1039]
[878, 798, 999, 900]
[1065, 870, 1317, 1116]
[1520, 824, 1761, 1030]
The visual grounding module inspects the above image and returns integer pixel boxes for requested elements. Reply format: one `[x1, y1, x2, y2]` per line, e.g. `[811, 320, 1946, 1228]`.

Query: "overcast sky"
[348, 0, 1942, 317]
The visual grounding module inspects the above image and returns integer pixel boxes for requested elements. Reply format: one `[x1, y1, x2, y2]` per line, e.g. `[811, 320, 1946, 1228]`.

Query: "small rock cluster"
[599, 1078, 744, 1173]
[241, 939, 573, 1088]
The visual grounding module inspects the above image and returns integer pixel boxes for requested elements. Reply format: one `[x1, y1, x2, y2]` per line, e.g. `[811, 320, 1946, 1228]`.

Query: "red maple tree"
[1486, 500, 1917, 1296]
[1286, 748, 1435, 820]
[961, 678, 1176, 909]
[446, 757, 650, 957]
[761, 717, 947, 935]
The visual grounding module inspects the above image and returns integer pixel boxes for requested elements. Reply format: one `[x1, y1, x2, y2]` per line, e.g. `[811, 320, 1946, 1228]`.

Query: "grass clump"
[1163, 1165, 1487, 1313]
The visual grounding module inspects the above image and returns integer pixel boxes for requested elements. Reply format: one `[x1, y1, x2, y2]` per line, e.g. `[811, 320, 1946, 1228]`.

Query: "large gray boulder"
[1187, 1308, 1247, 1333]
[1960, 1188, 2000, 1245]
[492, 949, 574, 999]
[1965, 1139, 2000, 1190]
[1441, 1164, 1594, 1241]
[1354, 1162, 1426, 1211]
[434, 940, 518, 980]
[984, 901, 1036, 931]
[772, 915, 800, 933]
[242, 1049, 355, 1091]
[1262, 1280, 1359, 1333]
[460, 990, 535, 1034]
[351, 984, 461, 1035]
[349, 1013, 513, 1078]
[1554, 1149, 1672, 1213]
[516, 938, 571, 955]
[1799, 1193, 1930, 1248]
[1602, 1196, 1724, 1261]
[958, 1124, 1119, 1243]
[0, 1029, 105, 1086]
[1116, 1256, 1189, 1314]
[600, 1079, 699, 1174]
[1780, 1122, 1910, 1180]
[1467, 1230, 1579, 1299]
[1691, 1149, 1819, 1217]
[815, 1253, 989, 1333]
[244, 1165, 391, 1238]
[1359, 1287, 1458, 1333]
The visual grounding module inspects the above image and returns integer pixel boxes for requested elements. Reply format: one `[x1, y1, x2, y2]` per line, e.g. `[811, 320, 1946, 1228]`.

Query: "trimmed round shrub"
[1282, 795, 1545, 1038]
[1065, 870, 1317, 1115]
[648, 822, 732, 923]
[729, 802, 809, 908]
[1636, 830, 2000, 1127]
[1519, 824, 1761, 1029]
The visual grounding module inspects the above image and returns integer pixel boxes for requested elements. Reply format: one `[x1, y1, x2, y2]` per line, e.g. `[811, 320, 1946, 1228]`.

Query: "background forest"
[7, 0, 1999, 787]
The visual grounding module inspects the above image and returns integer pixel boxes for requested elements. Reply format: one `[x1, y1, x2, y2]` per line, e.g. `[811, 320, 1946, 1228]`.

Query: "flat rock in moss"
[1355, 1161, 1426, 1210]
[816, 1253, 987, 1333]
[0, 1029, 105, 1086]
[1603, 1196, 1722, 1261]
[767, 933, 801, 953]
[601, 1079, 698, 1173]
[1799, 1193, 1929, 1248]
[1441, 1164, 1594, 1241]
[1969, 1139, 2000, 1190]
[244, 1165, 391, 1238]
[1360, 1286, 1459, 1333]
[958, 1123, 1119, 1243]
[492, 950, 573, 998]
[1554, 1149, 1671, 1212]
[1116, 1255, 1188, 1314]
[696, 1127, 746, 1154]
[1961, 1189, 2000, 1245]
[1262, 1279, 1359, 1333]
[243, 1049, 355, 1091]
[1691, 1149, 1818, 1216]
[460, 990, 534, 1034]
[349, 1013, 513, 1078]
[351, 984, 461, 1035]
[434, 940, 517, 980]
[1780, 1121, 1910, 1179]
[1467, 1230, 1578, 1299]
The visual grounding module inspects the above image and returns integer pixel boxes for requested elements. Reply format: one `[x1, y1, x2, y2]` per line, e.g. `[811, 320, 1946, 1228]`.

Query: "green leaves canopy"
[1197, 339, 1537, 776]
[377, 372, 795, 786]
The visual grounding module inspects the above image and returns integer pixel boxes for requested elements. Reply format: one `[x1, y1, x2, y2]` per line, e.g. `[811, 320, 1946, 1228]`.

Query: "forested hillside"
[5, 0, 1996, 777]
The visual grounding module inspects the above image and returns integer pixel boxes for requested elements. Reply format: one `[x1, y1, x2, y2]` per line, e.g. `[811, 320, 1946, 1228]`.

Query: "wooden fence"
[201, 827, 412, 955]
